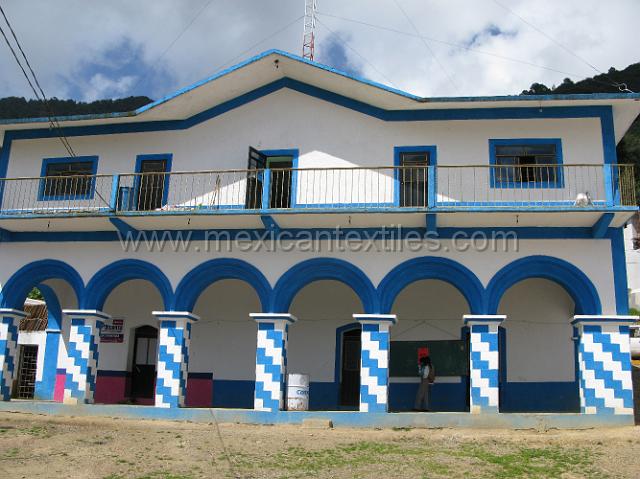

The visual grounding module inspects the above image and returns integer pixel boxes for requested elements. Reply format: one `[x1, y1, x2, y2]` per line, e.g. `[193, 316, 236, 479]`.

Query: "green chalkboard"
[389, 340, 468, 377]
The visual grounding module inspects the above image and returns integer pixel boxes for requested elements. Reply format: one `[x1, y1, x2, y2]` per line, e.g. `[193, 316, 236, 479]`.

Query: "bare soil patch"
[0, 411, 638, 478]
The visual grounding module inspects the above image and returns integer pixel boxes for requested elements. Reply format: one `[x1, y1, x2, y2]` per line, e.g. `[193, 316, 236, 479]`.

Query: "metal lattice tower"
[302, 0, 317, 60]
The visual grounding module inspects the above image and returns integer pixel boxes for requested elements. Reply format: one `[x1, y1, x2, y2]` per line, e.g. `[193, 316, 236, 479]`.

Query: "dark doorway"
[15, 345, 38, 399]
[340, 328, 361, 407]
[266, 156, 293, 209]
[399, 151, 429, 207]
[136, 159, 169, 211]
[131, 326, 158, 401]
[245, 147, 267, 209]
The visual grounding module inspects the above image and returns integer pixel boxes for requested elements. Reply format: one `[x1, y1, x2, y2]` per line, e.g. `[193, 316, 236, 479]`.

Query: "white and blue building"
[0, 50, 639, 427]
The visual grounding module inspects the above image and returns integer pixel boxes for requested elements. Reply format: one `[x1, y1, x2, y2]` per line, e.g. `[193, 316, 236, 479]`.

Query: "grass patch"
[454, 444, 602, 479]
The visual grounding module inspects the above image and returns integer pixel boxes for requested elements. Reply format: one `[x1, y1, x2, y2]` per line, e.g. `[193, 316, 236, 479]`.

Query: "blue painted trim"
[0, 84, 619, 177]
[83, 259, 174, 311]
[393, 145, 437, 207]
[260, 215, 280, 231]
[109, 217, 137, 235]
[378, 257, 486, 314]
[488, 139, 564, 189]
[37, 156, 98, 201]
[133, 153, 173, 208]
[0, 225, 622, 243]
[0, 259, 84, 310]
[0, 400, 635, 427]
[605, 228, 629, 316]
[592, 213, 614, 238]
[271, 258, 379, 313]
[260, 149, 299, 209]
[1, 49, 638, 127]
[174, 258, 272, 312]
[109, 175, 120, 210]
[33, 283, 62, 401]
[486, 255, 602, 315]
[426, 213, 437, 233]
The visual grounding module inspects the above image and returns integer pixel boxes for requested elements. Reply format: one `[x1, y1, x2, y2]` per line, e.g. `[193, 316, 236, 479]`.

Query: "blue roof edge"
[1, 48, 639, 126]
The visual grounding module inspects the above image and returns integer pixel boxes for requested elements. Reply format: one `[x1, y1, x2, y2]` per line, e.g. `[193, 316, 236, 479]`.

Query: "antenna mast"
[302, 0, 317, 60]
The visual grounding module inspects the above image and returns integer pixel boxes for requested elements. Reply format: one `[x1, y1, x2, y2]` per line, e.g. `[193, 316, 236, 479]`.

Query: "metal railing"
[0, 164, 634, 216]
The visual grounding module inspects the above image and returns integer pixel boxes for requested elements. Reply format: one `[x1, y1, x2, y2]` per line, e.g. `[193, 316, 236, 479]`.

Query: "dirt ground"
[0, 411, 638, 479]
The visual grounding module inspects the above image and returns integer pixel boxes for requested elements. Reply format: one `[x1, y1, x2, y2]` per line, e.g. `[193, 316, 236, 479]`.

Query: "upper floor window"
[490, 139, 563, 188]
[38, 156, 98, 201]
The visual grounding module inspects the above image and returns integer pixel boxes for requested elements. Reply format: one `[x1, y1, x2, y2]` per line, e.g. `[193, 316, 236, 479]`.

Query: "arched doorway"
[388, 279, 470, 412]
[286, 279, 366, 411]
[130, 325, 158, 403]
[497, 278, 579, 412]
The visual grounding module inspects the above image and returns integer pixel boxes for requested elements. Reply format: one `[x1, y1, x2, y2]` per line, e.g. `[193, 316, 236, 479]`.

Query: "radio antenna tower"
[302, 0, 317, 60]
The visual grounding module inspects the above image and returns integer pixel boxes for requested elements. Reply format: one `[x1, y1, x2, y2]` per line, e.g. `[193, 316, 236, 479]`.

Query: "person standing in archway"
[414, 354, 435, 411]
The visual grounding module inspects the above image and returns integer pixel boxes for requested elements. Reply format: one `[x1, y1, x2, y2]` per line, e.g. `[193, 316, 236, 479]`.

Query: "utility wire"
[490, 0, 634, 93]
[214, 14, 304, 72]
[391, 0, 460, 95]
[315, 17, 398, 88]
[318, 11, 628, 93]
[0, 3, 118, 207]
[130, 0, 218, 95]
[0, 3, 76, 158]
[318, 12, 590, 80]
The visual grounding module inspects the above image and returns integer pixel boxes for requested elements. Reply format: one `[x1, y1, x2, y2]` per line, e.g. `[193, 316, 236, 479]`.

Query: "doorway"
[15, 345, 38, 399]
[136, 158, 169, 211]
[244, 147, 294, 209]
[339, 328, 361, 407]
[399, 150, 429, 207]
[130, 326, 158, 402]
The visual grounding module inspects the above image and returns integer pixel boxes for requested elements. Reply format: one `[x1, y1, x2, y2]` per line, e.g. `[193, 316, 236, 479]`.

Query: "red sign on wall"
[100, 318, 124, 343]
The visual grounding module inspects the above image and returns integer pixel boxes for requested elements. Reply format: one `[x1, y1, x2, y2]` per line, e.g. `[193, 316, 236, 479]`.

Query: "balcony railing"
[0, 164, 635, 217]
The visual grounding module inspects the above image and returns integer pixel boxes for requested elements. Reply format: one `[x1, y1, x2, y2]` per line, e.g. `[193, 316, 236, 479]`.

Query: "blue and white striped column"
[354, 314, 397, 413]
[0, 309, 27, 401]
[464, 315, 506, 414]
[153, 311, 199, 408]
[572, 315, 637, 415]
[61, 310, 108, 404]
[251, 313, 296, 412]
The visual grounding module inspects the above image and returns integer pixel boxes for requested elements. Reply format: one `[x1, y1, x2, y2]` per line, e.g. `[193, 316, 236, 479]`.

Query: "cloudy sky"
[0, 0, 638, 102]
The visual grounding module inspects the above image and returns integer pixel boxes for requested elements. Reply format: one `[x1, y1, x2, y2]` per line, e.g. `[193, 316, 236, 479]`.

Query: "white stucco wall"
[3, 89, 607, 210]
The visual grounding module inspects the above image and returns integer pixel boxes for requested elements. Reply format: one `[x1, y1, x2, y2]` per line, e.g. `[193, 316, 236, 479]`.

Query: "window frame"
[37, 156, 99, 201]
[489, 138, 564, 189]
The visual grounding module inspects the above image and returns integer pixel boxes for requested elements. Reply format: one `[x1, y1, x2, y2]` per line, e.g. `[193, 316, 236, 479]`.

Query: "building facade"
[0, 51, 639, 424]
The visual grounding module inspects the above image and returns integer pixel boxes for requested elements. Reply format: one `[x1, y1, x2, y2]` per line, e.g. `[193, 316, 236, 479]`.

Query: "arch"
[0, 259, 84, 310]
[174, 258, 272, 312]
[486, 255, 602, 315]
[83, 259, 174, 311]
[271, 258, 379, 313]
[377, 257, 486, 314]
[37, 284, 63, 331]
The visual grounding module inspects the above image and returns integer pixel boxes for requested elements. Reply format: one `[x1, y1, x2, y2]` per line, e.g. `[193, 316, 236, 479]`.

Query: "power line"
[0, 3, 76, 158]
[391, 0, 460, 95]
[490, 0, 634, 93]
[315, 17, 398, 88]
[214, 14, 304, 72]
[317, 11, 628, 93]
[130, 0, 218, 95]
[317, 12, 589, 80]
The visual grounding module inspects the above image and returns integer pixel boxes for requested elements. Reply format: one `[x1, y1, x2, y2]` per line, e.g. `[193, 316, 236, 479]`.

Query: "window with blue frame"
[38, 156, 98, 200]
[490, 139, 563, 188]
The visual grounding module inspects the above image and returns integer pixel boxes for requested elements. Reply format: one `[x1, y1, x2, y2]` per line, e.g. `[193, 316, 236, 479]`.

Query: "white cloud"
[0, 0, 638, 101]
